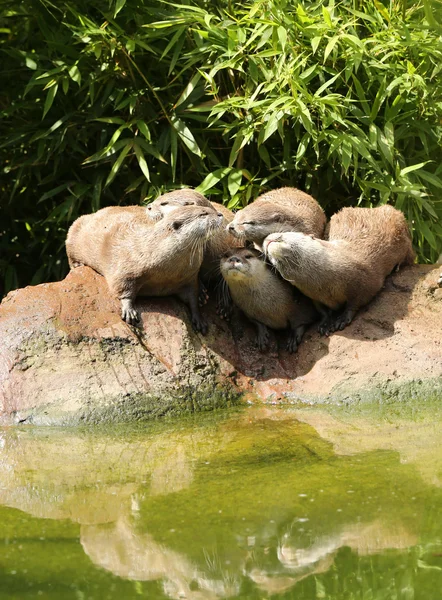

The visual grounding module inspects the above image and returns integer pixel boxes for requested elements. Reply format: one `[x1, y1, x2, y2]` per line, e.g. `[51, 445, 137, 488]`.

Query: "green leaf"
[126, 39, 136, 53]
[196, 168, 232, 194]
[296, 133, 309, 163]
[401, 162, 429, 176]
[137, 120, 151, 141]
[324, 36, 339, 63]
[170, 115, 202, 157]
[311, 36, 321, 55]
[370, 80, 386, 120]
[175, 72, 202, 109]
[277, 26, 287, 51]
[42, 84, 58, 119]
[26, 56, 37, 70]
[322, 6, 333, 27]
[114, 0, 126, 18]
[228, 169, 243, 197]
[134, 143, 150, 181]
[417, 170, 442, 190]
[38, 182, 72, 203]
[105, 143, 132, 187]
[68, 65, 81, 85]
[314, 72, 341, 96]
[420, 220, 437, 250]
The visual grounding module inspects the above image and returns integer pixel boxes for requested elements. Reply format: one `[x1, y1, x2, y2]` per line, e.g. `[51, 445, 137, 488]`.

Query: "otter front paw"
[328, 309, 355, 333]
[217, 302, 233, 322]
[318, 317, 332, 337]
[287, 336, 298, 353]
[198, 281, 209, 307]
[121, 300, 140, 326]
[192, 315, 208, 335]
[256, 329, 269, 352]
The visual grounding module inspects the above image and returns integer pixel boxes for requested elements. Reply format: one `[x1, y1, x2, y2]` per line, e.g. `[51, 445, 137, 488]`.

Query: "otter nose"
[227, 223, 235, 231]
[228, 256, 240, 263]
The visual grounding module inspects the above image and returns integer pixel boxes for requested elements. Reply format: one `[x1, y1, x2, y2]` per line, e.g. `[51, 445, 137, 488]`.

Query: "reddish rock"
[0, 265, 441, 425]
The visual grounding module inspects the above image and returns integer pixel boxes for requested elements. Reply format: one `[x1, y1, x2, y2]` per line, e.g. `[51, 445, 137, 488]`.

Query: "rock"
[1, 265, 441, 425]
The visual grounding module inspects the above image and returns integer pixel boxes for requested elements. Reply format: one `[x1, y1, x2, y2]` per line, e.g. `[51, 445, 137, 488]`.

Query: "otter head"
[147, 190, 210, 221]
[227, 204, 291, 245]
[220, 248, 266, 283]
[162, 205, 223, 241]
[264, 231, 325, 268]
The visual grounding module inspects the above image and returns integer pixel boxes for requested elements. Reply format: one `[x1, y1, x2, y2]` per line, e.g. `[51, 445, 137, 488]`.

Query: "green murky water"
[0, 404, 441, 599]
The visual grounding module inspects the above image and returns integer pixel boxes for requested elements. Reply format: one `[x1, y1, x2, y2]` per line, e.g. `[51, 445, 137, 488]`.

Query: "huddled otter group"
[66, 187, 414, 352]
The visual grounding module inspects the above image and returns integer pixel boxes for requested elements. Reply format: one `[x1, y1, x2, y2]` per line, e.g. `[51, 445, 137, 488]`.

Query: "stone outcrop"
[0, 265, 441, 425]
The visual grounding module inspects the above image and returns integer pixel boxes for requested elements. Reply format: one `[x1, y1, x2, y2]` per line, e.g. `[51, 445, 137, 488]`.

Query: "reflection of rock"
[249, 554, 334, 595]
[279, 519, 417, 569]
[81, 517, 240, 600]
[1, 264, 442, 425]
[0, 427, 222, 523]
[292, 409, 442, 488]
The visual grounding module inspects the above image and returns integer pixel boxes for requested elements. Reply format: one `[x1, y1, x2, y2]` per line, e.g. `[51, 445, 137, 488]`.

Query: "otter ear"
[171, 220, 182, 230]
[272, 213, 284, 222]
[244, 240, 254, 249]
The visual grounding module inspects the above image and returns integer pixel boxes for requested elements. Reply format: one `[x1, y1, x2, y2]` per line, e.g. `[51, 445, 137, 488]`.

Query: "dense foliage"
[1, 0, 442, 295]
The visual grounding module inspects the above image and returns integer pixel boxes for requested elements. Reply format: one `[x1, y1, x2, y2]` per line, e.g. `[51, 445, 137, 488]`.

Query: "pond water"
[0, 403, 441, 599]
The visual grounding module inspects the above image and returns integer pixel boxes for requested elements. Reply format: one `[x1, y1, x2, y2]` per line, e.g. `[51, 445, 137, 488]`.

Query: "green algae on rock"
[1, 264, 442, 425]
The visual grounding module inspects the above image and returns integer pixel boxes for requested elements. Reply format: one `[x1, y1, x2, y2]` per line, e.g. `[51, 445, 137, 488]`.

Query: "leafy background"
[1, 0, 442, 297]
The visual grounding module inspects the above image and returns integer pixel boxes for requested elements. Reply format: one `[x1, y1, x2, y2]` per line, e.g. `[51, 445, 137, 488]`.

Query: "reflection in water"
[0, 407, 441, 599]
[82, 518, 240, 599]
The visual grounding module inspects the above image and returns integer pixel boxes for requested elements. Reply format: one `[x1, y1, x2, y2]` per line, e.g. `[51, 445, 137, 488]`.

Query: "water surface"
[0, 403, 441, 599]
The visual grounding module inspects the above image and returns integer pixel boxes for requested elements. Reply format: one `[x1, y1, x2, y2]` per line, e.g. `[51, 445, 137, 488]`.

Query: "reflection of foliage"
[1, 0, 442, 294]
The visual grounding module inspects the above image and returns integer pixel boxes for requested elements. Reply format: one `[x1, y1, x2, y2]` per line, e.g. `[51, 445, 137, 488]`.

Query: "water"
[0, 404, 441, 599]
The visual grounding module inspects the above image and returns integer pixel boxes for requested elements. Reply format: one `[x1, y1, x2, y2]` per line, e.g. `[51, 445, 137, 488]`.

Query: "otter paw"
[329, 312, 353, 333]
[192, 315, 208, 335]
[256, 331, 269, 352]
[198, 283, 209, 307]
[122, 307, 140, 326]
[217, 304, 233, 321]
[438, 272, 442, 288]
[286, 337, 298, 353]
[318, 321, 331, 337]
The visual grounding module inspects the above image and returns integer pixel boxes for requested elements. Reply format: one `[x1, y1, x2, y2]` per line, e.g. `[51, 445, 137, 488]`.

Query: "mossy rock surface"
[1, 265, 441, 425]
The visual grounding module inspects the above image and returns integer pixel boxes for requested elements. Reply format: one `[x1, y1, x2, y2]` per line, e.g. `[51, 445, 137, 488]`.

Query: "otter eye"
[244, 221, 256, 226]
[160, 202, 168, 206]
[245, 254, 254, 259]
[183, 201, 190, 205]
[171, 220, 182, 230]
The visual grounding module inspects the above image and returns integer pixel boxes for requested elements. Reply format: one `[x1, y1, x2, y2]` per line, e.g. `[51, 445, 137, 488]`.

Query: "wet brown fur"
[145, 189, 242, 284]
[228, 187, 326, 247]
[66, 205, 222, 330]
[220, 248, 318, 351]
[265, 205, 415, 334]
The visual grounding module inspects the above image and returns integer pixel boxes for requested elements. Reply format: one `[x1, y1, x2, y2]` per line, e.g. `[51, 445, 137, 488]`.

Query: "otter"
[264, 205, 415, 335]
[146, 189, 212, 220]
[66, 205, 223, 332]
[227, 187, 326, 247]
[220, 248, 318, 352]
[145, 190, 242, 307]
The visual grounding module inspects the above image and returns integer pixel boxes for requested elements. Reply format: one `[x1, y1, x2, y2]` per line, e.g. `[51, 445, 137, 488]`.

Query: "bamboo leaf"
[228, 169, 243, 197]
[134, 143, 150, 181]
[324, 36, 338, 62]
[171, 115, 202, 157]
[196, 168, 232, 193]
[42, 84, 58, 119]
[105, 143, 132, 187]
[401, 162, 429, 176]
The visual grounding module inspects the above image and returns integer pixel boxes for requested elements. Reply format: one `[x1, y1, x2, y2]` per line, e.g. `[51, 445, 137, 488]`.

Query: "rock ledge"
[1, 265, 441, 425]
